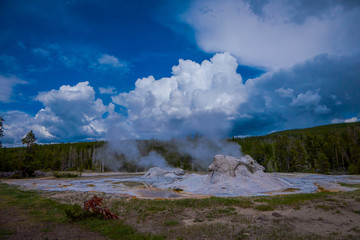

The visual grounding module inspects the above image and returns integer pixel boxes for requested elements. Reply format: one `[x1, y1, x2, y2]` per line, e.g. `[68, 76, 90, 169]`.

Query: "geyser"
[143, 154, 289, 196]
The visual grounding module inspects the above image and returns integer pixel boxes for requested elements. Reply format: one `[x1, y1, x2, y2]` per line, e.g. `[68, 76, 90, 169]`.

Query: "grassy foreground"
[1, 182, 360, 239]
[0, 183, 163, 239]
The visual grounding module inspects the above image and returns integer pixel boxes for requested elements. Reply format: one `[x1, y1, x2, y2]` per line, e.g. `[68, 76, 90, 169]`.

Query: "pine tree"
[22, 130, 37, 147]
[316, 152, 330, 174]
[21, 130, 38, 177]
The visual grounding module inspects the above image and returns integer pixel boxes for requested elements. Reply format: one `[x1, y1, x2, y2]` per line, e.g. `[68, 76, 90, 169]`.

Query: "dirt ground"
[0, 203, 109, 240]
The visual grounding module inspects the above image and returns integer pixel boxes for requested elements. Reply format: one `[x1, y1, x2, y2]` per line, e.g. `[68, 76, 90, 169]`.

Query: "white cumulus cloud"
[112, 52, 247, 137]
[98, 54, 124, 68]
[34, 81, 108, 140]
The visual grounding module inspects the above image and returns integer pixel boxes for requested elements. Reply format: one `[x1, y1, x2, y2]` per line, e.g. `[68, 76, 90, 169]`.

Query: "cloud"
[275, 87, 294, 98]
[1, 81, 122, 146]
[34, 81, 109, 140]
[17, 41, 26, 50]
[233, 52, 360, 134]
[0, 75, 27, 103]
[99, 86, 117, 95]
[29, 44, 129, 74]
[345, 117, 359, 123]
[332, 116, 360, 124]
[92, 54, 130, 73]
[112, 52, 247, 138]
[32, 47, 51, 58]
[290, 90, 330, 114]
[332, 116, 359, 124]
[0, 111, 34, 147]
[0, 55, 20, 73]
[1, 81, 126, 146]
[183, 0, 360, 69]
[98, 54, 124, 68]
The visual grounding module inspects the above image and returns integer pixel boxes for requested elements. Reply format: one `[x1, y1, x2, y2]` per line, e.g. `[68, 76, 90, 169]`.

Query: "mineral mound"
[204, 155, 288, 195]
[143, 154, 289, 196]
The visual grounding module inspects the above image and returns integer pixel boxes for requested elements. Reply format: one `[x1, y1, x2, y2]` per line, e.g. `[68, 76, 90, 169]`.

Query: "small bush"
[65, 204, 93, 221]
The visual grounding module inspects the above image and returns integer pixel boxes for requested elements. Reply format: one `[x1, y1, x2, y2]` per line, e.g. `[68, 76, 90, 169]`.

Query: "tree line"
[0, 126, 106, 176]
[231, 122, 360, 174]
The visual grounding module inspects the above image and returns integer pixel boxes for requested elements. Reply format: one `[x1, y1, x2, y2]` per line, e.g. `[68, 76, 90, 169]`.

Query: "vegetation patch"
[164, 220, 179, 226]
[254, 204, 275, 211]
[315, 205, 336, 211]
[252, 192, 329, 207]
[338, 183, 360, 188]
[53, 171, 82, 178]
[0, 228, 15, 239]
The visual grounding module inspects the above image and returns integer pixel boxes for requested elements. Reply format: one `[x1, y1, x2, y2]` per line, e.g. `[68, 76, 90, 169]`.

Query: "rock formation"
[142, 154, 289, 196]
[204, 154, 288, 195]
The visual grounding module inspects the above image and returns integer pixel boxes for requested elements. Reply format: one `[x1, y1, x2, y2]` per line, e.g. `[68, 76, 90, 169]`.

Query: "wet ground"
[2, 172, 360, 199]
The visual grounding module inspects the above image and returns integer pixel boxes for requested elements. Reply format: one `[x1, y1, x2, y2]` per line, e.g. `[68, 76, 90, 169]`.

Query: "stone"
[272, 212, 282, 217]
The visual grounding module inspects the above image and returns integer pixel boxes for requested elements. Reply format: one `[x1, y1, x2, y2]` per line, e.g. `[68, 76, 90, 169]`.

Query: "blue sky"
[1, 0, 359, 146]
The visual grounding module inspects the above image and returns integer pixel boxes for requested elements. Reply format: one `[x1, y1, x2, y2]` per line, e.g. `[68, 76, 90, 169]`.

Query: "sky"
[0, 0, 359, 146]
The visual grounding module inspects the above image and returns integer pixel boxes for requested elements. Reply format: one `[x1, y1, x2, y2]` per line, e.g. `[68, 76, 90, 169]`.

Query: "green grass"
[252, 192, 330, 208]
[0, 183, 68, 223]
[117, 196, 253, 214]
[164, 220, 179, 227]
[80, 218, 165, 240]
[0, 228, 15, 239]
[0, 183, 163, 240]
[41, 227, 53, 233]
[315, 205, 336, 211]
[254, 204, 275, 211]
[338, 183, 360, 188]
